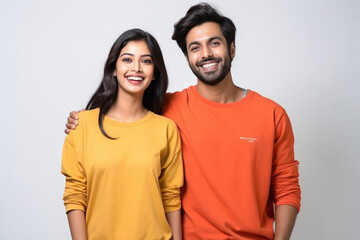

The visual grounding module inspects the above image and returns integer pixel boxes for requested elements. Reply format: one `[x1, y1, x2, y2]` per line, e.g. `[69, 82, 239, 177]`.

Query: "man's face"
[185, 22, 234, 86]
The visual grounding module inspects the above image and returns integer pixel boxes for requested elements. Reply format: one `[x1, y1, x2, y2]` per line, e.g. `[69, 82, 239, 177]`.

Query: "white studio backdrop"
[0, 0, 359, 239]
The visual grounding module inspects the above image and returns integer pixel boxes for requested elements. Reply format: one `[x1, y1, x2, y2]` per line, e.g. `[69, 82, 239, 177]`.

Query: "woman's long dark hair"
[86, 29, 168, 139]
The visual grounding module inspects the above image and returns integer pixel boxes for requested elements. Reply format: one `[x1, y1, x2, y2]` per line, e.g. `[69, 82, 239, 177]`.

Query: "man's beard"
[189, 55, 231, 86]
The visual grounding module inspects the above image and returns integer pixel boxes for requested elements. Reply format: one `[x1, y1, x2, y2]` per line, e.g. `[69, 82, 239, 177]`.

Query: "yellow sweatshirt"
[62, 108, 183, 240]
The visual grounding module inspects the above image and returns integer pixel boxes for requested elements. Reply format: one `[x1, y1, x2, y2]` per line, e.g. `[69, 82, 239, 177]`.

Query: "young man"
[65, 3, 301, 240]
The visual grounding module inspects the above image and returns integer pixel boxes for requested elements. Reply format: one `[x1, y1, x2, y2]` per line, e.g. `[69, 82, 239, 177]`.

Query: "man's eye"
[211, 41, 220, 46]
[190, 46, 199, 52]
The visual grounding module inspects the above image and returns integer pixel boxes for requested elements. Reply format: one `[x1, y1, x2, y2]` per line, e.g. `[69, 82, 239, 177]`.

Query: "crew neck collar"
[189, 85, 252, 108]
[103, 110, 154, 127]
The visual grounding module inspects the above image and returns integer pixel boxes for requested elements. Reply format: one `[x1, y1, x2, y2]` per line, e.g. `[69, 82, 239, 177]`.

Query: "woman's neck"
[107, 92, 148, 123]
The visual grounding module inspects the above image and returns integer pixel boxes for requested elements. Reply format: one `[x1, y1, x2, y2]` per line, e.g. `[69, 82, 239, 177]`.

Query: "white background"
[1, 0, 359, 239]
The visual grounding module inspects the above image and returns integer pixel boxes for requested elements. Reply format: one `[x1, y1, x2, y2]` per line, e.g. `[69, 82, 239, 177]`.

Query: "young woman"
[61, 29, 183, 240]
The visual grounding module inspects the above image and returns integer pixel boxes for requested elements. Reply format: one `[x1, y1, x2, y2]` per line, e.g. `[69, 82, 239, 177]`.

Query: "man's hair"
[172, 2, 236, 56]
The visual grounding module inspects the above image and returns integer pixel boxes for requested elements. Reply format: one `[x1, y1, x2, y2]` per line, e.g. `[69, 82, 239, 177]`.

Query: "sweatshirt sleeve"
[271, 108, 301, 212]
[159, 120, 184, 212]
[61, 134, 87, 213]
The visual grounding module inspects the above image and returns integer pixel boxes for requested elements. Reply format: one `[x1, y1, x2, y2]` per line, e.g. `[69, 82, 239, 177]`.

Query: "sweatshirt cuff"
[65, 203, 86, 213]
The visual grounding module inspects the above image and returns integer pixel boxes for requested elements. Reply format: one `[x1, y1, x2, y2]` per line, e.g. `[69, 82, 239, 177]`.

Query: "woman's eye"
[142, 59, 152, 64]
[122, 58, 132, 63]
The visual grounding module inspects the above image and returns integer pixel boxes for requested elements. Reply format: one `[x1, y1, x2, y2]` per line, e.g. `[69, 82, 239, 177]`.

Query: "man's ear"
[230, 42, 235, 59]
[184, 53, 189, 64]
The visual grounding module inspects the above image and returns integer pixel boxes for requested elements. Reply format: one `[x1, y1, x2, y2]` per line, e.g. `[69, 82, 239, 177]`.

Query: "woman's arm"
[160, 121, 184, 239]
[67, 210, 87, 240]
[165, 209, 182, 240]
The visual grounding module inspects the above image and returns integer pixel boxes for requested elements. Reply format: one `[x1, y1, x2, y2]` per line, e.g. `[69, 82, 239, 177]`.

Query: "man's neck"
[196, 72, 244, 104]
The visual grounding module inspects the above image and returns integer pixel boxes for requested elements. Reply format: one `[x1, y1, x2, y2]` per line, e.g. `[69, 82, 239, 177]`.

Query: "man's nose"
[201, 46, 213, 59]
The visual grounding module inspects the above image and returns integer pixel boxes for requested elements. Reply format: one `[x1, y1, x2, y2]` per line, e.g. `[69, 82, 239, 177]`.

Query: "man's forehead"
[186, 22, 225, 44]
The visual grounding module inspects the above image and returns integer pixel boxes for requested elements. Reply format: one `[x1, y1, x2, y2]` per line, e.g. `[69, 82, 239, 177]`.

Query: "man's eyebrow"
[188, 41, 200, 50]
[187, 36, 223, 49]
[119, 53, 152, 58]
[208, 36, 222, 42]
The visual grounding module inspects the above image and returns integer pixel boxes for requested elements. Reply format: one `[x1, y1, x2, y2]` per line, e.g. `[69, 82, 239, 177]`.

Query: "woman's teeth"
[127, 76, 144, 81]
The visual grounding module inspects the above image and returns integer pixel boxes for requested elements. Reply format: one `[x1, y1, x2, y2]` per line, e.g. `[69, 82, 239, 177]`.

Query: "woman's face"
[114, 40, 155, 96]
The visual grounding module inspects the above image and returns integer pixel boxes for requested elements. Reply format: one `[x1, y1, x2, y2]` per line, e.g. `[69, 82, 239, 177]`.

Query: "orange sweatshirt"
[163, 86, 301, 240]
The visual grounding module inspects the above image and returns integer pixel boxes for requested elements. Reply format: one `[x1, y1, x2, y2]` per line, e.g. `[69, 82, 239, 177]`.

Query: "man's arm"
[64, 111, 81, 134]
[67, 210, 87, 240]
[271, 108, 301, 239]
[274, 205, 298, 240]
[165, 210, 182, 240]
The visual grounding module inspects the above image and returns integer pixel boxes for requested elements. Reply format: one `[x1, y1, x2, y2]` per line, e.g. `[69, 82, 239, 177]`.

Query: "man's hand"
[64, 110, 83, 134]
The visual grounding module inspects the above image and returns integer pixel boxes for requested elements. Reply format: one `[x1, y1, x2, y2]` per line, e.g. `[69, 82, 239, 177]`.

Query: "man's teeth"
[127, 76, 144, 81]
[202, 62, 217, 68]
